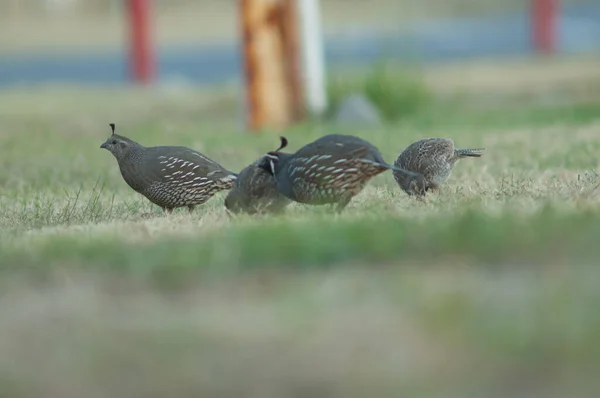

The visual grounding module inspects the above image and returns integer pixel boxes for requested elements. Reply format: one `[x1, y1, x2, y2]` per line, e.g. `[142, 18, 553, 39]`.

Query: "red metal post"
[127, 0, 155, 84]
[531, 0, 557, 54]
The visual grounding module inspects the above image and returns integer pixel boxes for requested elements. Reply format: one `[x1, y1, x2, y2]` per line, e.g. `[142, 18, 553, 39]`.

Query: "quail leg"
[428, 184, 441, 194]
[333, 197, 352, 214]
[163, 207, 174, 215]
[187, 205, 195, 214]
[409, 181, 428, 199]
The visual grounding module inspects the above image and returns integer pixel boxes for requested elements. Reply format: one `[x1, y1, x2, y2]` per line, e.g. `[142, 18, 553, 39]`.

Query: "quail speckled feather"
[100, 123, 237, 214]
[393, 137, 485, 196]
[257, 134, 426, 212]
[224, 158, 291, 215]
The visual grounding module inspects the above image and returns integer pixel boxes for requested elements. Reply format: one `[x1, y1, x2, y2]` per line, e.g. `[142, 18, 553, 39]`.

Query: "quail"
[100, 123, 237, 214]
[257, 134, 426, 212]
[224, 158, 291, 215]
[393, 137, 485, 196]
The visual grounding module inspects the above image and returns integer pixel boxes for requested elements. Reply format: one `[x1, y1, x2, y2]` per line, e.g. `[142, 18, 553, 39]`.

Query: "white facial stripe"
[269, 160, 276, 175]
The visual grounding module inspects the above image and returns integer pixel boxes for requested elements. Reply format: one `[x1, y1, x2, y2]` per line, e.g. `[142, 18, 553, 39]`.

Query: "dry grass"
[423, 56, 600, 98]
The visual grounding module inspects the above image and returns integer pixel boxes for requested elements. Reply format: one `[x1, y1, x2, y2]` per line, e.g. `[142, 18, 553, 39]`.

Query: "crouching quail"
[224, 158, 291, 215]
[393, 137, 485, 196]
[100, 123, 237, 214]
[257, 134, 426, 212]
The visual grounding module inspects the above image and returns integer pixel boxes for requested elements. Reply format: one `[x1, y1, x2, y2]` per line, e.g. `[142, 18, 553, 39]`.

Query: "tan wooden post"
[239, 0, 304, 131]
[280, 0, 305, 123]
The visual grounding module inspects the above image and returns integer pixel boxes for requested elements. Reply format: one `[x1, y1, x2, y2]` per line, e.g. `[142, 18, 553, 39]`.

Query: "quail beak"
[100, 142, 108, 149]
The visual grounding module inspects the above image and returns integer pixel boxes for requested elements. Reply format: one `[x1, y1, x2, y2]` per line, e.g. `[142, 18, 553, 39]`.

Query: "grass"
[326, 61, 432, 121]
[1, 56, 600, 396]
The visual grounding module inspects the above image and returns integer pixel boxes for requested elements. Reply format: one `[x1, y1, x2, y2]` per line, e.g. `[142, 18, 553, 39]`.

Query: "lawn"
[0, 56, 600, 397]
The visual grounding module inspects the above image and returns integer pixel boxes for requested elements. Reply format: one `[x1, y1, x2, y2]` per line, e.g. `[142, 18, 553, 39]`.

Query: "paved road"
[0, 3, 598, 87]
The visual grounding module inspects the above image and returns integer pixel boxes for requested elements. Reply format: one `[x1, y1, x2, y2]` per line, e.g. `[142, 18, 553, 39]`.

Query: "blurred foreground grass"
[1, 56, 600, 397]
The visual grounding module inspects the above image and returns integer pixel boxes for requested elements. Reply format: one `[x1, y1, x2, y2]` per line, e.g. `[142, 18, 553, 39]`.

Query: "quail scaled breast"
[257, 134, 426, 212]
[100, 123, 237, 214]
[393, 137, 485, 196]
[224, 158, 291, 215]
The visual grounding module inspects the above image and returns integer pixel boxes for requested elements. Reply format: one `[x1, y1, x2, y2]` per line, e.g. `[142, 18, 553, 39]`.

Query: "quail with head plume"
[393, 137, 485, 196]
[257, 134, 426, 212]
[100, 123, 237, 214]
[224, 158, 291, 215]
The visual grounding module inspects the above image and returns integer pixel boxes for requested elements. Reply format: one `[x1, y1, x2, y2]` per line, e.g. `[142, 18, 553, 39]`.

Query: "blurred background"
[0, 0, 598, 88]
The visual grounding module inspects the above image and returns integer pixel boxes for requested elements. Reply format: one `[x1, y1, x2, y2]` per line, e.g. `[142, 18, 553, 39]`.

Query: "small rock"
[334, 93, 382, 126]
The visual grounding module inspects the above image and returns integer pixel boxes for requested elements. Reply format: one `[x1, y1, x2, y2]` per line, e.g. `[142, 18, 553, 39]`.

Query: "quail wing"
[143, 146, 234, 185]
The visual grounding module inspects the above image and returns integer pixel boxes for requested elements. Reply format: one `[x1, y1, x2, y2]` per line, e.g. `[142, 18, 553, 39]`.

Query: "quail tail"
[219, 173, 239, 186]
[365, 160, 422, 179]
[454, 148, 486, 158]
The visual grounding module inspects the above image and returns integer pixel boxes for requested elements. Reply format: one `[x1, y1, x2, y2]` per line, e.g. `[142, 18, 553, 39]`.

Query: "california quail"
[224, 158, 291, 215]
[393, 137, 485, 196]
[100, 123, 237, 214]
[257, 134, 426, 212]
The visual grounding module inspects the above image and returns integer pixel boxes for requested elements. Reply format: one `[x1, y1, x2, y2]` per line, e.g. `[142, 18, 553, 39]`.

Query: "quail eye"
[111, 140, 117, 145]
